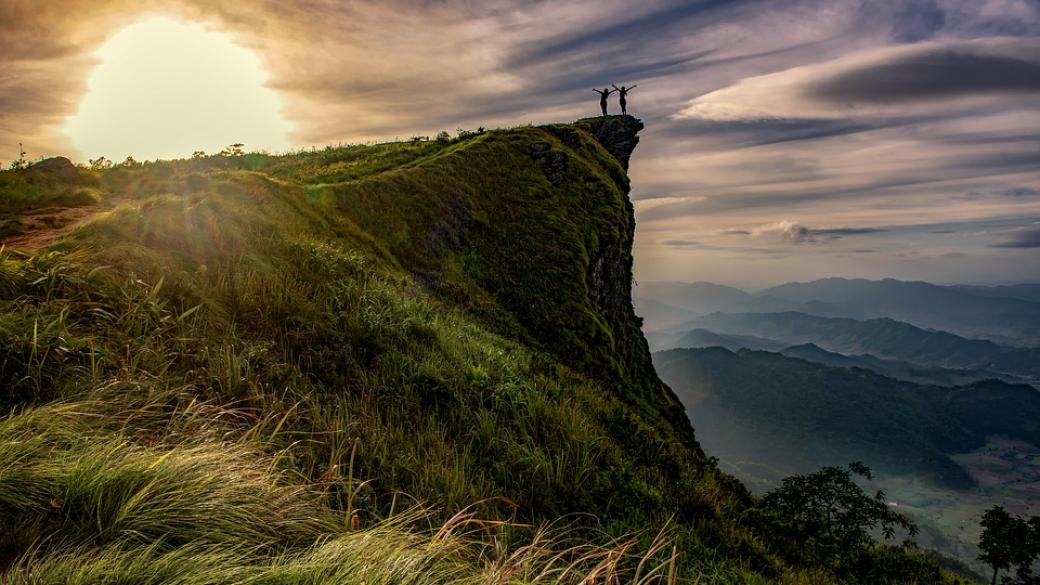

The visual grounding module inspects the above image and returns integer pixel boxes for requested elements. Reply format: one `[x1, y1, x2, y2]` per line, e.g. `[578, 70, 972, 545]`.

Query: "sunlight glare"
[66, 16, 293, 162]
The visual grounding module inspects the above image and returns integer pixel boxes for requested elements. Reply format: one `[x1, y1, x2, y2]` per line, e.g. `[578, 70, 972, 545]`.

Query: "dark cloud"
[996, 187, 1040, 198]
[814, 227, 886, 236]
[809, 50, 1040, 104]
[661, 117, 887, 147]
[990, 228, 1040, 249]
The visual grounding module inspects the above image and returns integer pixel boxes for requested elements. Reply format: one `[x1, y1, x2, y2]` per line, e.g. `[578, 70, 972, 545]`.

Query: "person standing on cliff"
[612, 84, 637, 115]
[593, 87, 615, 116]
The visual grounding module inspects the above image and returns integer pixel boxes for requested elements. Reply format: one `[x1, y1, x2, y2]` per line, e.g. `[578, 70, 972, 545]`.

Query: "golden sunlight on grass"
[65, 15, 293, 163]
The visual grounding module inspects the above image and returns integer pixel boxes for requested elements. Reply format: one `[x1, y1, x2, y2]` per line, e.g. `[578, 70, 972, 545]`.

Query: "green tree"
[979, 506, 1040, 585]
[760, 462, 917, 563]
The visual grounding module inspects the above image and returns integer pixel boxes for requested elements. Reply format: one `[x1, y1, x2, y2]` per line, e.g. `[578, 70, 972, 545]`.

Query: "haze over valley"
[638, 276, 1040, 575]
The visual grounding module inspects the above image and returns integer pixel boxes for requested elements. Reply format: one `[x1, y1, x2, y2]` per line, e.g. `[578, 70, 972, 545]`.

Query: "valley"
[640, 278, 1040, 575]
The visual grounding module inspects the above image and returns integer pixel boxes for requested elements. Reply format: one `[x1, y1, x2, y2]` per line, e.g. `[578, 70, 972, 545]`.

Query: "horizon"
[637, 275, 1040, 292]
[4, 0, 1039, 286]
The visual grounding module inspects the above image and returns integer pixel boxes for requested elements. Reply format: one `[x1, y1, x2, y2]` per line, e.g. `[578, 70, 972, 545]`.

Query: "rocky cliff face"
[574, 115, 645, 172]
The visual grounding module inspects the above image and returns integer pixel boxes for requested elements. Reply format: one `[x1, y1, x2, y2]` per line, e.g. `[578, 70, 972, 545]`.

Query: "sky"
[2, 0, 1039, 287]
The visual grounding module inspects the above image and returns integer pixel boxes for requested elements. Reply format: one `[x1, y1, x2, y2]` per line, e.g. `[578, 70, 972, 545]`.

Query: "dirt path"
[0, 202, 117, 251]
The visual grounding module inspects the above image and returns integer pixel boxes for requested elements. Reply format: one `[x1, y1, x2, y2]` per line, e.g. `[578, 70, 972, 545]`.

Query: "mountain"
[636, 277, 1040, 346]
[759, 278, 1040, 346]
[779, 343, 1026, 387]
[0, 117, 964, 583]
[654, 347, 1040, 575]
[685, 311, 1040, 383]
[653, 347, 1040, 489]
[633, 281, 753, 314]
[632, 296, 699, 331]
[646, 327, 787, 352]
[952, 283, 1040, 303]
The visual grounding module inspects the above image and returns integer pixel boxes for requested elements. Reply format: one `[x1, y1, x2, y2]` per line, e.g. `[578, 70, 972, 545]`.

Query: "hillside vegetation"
[0, 118, 959, 583]
[653, 347, 1040, 489]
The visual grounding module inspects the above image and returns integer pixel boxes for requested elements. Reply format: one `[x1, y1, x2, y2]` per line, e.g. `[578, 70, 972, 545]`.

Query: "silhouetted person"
[593, 87, 615, 116]
[612, 84, 637, 115]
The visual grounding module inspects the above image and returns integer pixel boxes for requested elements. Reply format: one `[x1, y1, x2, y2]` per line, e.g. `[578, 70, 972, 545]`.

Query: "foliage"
[749, 462, 921, 579]
[89, 156, 114, 170]
[979, 505, 1040, 584]
[220, 143, 245, 157]
[9, 143, 28, 170]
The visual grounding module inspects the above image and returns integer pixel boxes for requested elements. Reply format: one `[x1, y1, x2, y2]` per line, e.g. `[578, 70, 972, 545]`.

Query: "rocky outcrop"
[26, 157, 80, 182]
[574, 115, 644, 171]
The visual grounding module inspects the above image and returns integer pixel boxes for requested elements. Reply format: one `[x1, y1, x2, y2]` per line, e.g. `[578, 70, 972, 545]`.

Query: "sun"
[66, 16, 293, 162]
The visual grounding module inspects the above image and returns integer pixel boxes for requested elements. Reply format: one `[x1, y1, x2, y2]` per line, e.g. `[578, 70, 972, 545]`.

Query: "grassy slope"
[0, 119, 955, 584]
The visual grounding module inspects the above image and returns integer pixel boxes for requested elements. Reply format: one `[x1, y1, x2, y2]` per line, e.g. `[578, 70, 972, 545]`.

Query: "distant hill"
[758, 278, 1040, 346]
[636, 277, 1040, 346]
[648, 328, 786, 352]
[632, 297, 699, 331]
[685, 311, 1040, 382]
[779, 343, 1027, 387]
[952, 283, 1040, 304]
[653, 347, 1040, 490]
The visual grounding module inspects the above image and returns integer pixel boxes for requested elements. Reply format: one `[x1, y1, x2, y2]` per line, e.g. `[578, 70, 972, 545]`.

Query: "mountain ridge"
[0, 117, 964, 583]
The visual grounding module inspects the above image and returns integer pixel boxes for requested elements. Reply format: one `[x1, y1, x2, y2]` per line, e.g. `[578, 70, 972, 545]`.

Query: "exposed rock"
[529, 142, 569, 186]
[573, 115, 644, 171]
[26, 157, 79, 182]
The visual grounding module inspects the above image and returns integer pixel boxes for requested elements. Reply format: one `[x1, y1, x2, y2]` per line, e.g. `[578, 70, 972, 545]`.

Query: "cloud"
[814, 227, 887, 236]
[752, 220, 814, 243]
[990, 227, 1040, 248]
[676, 38, 1040, 122]
[744, 221, 885, 243]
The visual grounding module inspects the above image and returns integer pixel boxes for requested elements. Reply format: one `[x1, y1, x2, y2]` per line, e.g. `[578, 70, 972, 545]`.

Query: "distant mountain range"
[653, 347, 1040, 490]
[635, 278, 1040, 346]
[677, 311, 1040, 383]
[779, 343, 1028, 388]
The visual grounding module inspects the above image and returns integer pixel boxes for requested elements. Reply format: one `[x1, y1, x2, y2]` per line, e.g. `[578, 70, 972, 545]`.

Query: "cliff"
[0, 118, 955, 583]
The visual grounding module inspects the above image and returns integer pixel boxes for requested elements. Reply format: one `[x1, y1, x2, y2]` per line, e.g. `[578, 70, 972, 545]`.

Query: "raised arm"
[612, 84, 620, 91]
[629, 84, 638, 90]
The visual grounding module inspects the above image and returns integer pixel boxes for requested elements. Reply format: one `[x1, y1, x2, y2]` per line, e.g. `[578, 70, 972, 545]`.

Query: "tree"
[89, 156, 114, 171]
[9, 142, 27, 170]
[979, 506, 1040, 585]
[219, 143, 245, 157]
[760, 462, 917, 562]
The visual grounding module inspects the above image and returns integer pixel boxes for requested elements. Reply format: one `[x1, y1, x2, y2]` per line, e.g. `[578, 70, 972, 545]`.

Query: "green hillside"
[653, 347, 1040, 489]
[0, 118, 958, 583]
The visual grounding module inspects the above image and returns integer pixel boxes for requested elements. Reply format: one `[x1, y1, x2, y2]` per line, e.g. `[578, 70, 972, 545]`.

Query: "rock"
[529, 142, 569, 186]
[26, 157, 80, 182]
[573, 115, 644, 171]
